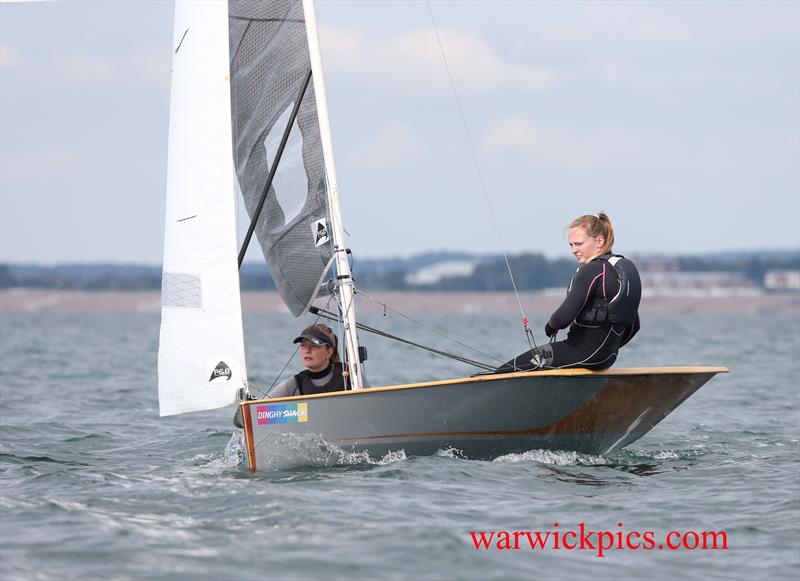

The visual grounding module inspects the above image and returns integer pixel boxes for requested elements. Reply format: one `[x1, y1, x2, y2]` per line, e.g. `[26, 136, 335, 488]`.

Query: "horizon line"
[1, 246, 799, 269]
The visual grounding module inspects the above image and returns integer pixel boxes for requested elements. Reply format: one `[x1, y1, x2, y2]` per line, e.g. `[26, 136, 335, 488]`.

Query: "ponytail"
[570, 212, 615, 257]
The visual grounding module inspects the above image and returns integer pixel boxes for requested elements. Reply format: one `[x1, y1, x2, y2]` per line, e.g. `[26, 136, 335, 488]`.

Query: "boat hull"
[240, 367, 726, 470]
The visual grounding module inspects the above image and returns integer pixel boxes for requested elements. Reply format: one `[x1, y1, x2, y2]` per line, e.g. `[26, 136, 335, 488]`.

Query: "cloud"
[318, 5, 794, 100]
[53, 49, 167, 88]
[537, 2, 798, 50]
[0, 43, 169, 90]
[318, 24, 362, 63]
[320, 25, 558, 97]
[350, 122, 423, 169]
[388, 28, 557, 94]
[532, 2, 799, 94]
[482, 114, 640, 170]
[1, 144, 85, 181]
[0, 44, 22, 69]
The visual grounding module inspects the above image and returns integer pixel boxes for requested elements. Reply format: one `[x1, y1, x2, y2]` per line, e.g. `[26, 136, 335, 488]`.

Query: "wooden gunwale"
[240, 366, 728, 405]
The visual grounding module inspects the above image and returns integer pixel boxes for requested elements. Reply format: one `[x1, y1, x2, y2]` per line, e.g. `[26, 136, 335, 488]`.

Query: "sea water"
[1, 300, 798, 580]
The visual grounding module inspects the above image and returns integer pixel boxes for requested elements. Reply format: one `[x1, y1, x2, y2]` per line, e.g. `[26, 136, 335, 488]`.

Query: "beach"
[1, 288, 798, 317]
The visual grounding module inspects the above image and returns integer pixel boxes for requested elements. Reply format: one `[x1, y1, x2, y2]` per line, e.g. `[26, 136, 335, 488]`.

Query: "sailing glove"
[544, 322, 556, 338]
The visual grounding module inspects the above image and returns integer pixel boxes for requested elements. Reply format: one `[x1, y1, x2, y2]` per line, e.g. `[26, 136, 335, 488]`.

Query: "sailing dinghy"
[158, 0, 726, 470]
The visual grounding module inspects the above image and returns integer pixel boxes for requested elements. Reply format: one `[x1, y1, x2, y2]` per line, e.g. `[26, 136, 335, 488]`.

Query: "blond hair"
[570, 212, 614, 258]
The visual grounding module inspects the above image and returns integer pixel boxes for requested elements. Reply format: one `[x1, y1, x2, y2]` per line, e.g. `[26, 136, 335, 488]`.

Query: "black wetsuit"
[294, 363, 347, 396]
[497, 253, 640, 372]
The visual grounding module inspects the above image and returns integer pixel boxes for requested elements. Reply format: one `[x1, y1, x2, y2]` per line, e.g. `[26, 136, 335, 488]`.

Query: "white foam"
[493, 449, 607, 466]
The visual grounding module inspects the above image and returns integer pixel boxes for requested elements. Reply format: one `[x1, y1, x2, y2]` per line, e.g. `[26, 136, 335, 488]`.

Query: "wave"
[187, 432, 409, 474]
[0, 452, 89, 467]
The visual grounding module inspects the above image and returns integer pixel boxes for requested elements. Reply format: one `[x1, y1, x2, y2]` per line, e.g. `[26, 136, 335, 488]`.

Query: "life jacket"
[577, 254, 641, 326]
[294, 362, 347, 396]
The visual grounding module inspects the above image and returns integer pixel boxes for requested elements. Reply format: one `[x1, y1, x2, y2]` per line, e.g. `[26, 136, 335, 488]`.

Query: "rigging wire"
[329, 248, 357, 382]
[249, 293, 338, 398]
[424, 1, 537, 354]
[356, 287, 505, 365]
[310, 305, 496, 371]
[321, 169, 349, 380]
[333, 279, 351, 382]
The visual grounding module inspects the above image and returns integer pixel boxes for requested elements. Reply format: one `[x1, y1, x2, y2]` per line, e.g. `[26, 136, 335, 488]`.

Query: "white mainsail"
[158, 0, 248, 416]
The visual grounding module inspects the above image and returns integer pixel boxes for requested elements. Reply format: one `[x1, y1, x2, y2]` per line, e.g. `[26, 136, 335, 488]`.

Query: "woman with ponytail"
[496, 212, 641, 372]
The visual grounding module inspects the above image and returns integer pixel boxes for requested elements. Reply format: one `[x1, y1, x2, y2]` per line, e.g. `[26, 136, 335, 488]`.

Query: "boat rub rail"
[243, 366, 729, 405]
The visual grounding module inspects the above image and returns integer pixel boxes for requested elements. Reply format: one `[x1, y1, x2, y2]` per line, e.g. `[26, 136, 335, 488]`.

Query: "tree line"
[1, 250, 797, 292]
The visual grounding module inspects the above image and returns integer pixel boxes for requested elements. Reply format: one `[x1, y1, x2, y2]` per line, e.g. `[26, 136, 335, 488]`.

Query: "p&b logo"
[312, 218, 329, 247]
[209, 361, 232, 382]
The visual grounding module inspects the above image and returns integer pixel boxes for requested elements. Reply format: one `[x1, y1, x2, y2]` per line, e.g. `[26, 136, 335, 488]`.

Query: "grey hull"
[240, 367, 726, 470]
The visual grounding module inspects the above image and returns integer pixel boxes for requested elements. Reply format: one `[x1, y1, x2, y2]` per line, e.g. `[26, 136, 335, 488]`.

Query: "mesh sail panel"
[161, 272, 203, 309]
[229, 0, 332, 317]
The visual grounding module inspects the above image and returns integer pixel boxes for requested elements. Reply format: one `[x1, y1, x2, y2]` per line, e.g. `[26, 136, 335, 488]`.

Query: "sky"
[1, 0, 798, 265]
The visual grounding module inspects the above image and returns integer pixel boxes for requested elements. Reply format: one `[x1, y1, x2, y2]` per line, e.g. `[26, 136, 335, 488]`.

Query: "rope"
[310, 306, 496, 371]
[356, 287, 505, 365]
[250, 293, 338, 398]
[425, 1, 535, 352]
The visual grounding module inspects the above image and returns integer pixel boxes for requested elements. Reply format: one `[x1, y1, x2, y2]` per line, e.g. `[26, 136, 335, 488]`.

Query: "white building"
[640, 271, 762, 297]
[764, 270, 800, 292]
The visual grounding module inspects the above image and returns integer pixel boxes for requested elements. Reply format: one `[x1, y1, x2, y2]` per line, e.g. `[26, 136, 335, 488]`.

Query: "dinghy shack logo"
[256, 403, 308, 425]
[209, 361, 232, 382]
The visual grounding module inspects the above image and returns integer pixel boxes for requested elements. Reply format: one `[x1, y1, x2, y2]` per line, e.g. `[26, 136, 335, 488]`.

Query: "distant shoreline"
[1, 289, 798, 316]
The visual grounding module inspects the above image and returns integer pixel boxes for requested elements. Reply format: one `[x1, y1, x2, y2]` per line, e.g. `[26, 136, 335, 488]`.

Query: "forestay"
[158, 0, 248, 416]
[228, 0, 334, 317]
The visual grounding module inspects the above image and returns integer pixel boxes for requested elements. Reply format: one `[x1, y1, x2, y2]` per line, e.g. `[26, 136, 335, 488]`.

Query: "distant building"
[640, 271, 761, 297]
[405, 261, 476, 285]
[764, 270, 800, 292]
[633, 255, 680, 272]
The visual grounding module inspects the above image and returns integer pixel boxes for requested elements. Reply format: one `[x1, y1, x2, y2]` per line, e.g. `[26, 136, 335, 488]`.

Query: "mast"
[302, 0, 364, 390]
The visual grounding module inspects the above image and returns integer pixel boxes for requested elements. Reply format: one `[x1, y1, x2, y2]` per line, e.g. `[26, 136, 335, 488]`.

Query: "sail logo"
[256, 403, 308, 425]
[209, 361, 232, 382]
[313, 218, 329, 247]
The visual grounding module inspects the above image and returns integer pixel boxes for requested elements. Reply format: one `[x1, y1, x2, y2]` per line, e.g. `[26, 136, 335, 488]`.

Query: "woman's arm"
[548, 262, 606, 329]
[266, 376, 300, 398]
[620, 315, 640, 347]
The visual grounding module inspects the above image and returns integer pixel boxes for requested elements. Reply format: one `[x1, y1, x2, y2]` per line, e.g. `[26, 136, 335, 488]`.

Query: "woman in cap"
[266, 323, 347, 397]
[496, 212, 641, 372]
[233, 323, 347, 427]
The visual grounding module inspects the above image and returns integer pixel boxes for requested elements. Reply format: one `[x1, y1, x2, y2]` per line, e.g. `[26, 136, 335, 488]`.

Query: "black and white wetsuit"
[497, 253, 640, 372]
